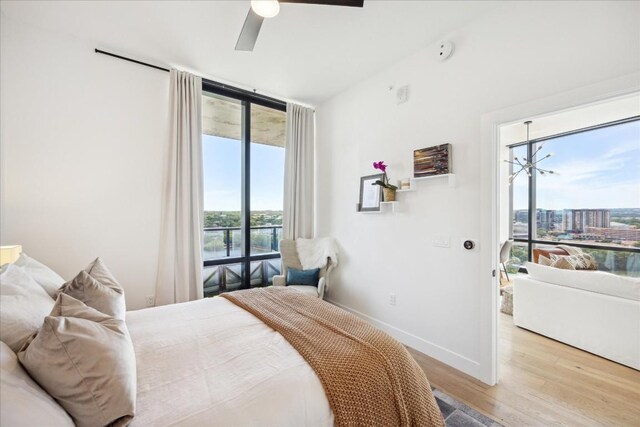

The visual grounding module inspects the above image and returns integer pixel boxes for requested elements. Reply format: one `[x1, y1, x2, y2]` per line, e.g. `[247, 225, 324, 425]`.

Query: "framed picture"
[414, 143, 452, 178]
[358, 173, 384, 212]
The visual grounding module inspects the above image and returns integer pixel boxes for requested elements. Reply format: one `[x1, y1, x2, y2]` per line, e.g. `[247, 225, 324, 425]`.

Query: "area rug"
[433, 388, 504, 427]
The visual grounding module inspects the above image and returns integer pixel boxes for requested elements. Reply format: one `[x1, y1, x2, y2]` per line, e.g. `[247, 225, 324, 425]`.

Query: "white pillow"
[0, 340, 74, 427]
[0, 265, 55, 352]
[525, 262, 640, 301]
[14, 253, 65, 299]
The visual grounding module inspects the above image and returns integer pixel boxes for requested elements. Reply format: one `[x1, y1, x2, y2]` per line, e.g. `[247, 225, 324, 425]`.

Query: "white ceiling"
[0, 0, 501, 105]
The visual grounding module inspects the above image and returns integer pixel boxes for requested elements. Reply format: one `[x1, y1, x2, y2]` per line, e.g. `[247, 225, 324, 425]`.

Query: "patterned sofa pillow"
[538, 255, 552, 266]
[550, 253, 597, 270]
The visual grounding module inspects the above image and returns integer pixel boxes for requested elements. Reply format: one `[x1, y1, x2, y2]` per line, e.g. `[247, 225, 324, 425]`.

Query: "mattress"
[125, 297, 334, 426]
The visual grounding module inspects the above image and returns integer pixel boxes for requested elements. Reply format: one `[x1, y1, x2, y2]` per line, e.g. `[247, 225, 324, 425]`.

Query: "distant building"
[512, 222, 528, 239]
[584, 226, 640, 241]
[514, 210, 528, 224]
[513, 209, 560, 233]
[537, 209, 557, 231]
[563, 209, 610, 232]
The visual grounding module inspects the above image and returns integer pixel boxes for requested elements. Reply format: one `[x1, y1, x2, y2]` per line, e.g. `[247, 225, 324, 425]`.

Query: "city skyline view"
[512, 119, 640, 210]
[512, 208, 640, 236]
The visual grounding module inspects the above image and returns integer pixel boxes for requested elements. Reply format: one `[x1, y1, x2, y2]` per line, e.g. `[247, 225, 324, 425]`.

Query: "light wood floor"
[408, 313, 640, 426]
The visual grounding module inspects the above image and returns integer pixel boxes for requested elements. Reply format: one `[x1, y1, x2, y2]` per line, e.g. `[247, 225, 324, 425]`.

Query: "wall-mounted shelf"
[356, 174, 455, 214]
[406, 173, 456, 189]
[380, 201, 399, 212]
[356, 201, 399, 213]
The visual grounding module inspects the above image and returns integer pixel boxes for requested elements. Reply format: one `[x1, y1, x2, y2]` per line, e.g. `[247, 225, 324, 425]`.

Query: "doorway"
[479, 76, 640, 386]
[481, 92, 640, 424]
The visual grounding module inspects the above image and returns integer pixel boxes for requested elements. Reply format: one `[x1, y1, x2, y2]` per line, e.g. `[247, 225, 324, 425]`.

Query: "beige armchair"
[273, 239, 334, 299]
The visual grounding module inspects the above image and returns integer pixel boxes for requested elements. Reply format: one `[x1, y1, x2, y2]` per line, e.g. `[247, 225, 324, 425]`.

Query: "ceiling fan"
[235, 0, 364, 51]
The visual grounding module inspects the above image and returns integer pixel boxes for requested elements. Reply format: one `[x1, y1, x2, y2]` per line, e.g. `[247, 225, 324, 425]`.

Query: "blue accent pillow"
[286, 268, 320, 287]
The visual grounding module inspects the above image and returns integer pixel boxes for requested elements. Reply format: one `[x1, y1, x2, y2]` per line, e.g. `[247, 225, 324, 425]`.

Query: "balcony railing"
[203, 225, 282, 260]
[202, 225, 283, 297]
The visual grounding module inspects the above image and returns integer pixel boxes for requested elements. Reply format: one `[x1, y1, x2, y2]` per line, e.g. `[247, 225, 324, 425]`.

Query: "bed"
[126, 295, 333, 426]
[1, 255, 444, 427]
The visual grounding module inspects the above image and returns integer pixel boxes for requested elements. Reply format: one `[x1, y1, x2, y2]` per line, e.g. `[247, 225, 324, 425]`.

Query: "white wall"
[315, 1, 640, 382]
[0, 13, 170, 309]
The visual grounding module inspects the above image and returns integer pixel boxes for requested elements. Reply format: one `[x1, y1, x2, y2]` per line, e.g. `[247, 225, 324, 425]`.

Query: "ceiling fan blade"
[235, 9, 264, 51]
[279, 0, 364, 6]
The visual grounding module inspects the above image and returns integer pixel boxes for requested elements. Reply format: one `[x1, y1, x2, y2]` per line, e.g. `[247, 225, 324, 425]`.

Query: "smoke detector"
[438, 41, 455, 61]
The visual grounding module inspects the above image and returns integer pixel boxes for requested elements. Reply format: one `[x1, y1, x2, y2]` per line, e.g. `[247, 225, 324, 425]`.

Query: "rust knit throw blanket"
[221, 287, 445, 427]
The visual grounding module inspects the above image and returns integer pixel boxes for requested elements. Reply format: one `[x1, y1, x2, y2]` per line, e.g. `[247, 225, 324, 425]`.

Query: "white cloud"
[509, 155, 639, 210]
[602, 139, 640, 160]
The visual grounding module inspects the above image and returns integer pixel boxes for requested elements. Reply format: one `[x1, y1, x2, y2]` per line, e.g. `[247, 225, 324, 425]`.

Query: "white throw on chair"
[272, 238, 338, 299]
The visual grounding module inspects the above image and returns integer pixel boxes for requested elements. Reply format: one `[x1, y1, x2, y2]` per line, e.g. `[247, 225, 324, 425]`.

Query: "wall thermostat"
[438, 41, 455, 61]
[463, 240, 475, 250]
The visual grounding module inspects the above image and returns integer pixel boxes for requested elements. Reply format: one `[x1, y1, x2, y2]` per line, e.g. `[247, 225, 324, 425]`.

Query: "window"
[201, 84, 286, 296]
[508, 117, 640, 276]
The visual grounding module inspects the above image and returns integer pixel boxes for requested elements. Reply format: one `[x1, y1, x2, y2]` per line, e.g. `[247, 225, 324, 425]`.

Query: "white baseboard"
[326, 298, 483, 381]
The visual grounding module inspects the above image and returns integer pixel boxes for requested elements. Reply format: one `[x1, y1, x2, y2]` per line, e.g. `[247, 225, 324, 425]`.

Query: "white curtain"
[283, 103, 315, 239]
[155, 70, 204, 305]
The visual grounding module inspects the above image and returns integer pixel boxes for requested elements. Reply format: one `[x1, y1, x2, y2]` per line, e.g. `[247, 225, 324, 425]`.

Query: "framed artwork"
[414, 143, 452, 178]
[358, 173, 384, 212]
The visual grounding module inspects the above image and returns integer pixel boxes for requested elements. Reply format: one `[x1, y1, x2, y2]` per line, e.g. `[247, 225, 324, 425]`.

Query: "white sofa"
[513, 262, 640, 370]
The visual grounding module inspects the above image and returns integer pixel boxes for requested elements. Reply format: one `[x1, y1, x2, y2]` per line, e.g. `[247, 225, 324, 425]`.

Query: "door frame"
[478, 72, 640, 385]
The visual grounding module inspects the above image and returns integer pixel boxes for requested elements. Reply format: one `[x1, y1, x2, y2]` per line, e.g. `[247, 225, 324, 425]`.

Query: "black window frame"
[201, 79, 287, 291]
[507, 115, 640, 271]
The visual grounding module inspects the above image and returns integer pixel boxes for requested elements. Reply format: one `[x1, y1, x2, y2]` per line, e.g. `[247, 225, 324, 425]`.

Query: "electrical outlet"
[146, 295, 155, 307]
[389, 293, 397, 306]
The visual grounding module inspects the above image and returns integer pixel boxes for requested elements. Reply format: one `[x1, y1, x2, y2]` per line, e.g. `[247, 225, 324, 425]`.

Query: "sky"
[203, 119, 639, 212]
[512, 120, 640, 210]
[203, 134, 285, 211]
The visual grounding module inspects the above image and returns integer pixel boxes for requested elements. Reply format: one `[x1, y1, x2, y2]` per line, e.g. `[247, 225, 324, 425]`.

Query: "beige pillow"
[550, 256, 575, 270]
[59, 258, 125, 320]
[0, 265, 55, 352]
[550, 253, 596, 270]
[18, 294, 136, 427]
[538, 255, 552, 266]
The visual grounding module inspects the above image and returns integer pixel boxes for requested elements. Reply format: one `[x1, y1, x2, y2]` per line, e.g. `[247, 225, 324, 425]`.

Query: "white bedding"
[126, 297, 334, 427]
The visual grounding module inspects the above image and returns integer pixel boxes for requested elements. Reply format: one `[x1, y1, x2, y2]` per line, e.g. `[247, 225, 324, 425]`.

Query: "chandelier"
[506, 120, 555, 184]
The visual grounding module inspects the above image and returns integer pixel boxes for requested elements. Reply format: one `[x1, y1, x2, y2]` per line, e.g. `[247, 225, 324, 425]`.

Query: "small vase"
[383, 187, 396, 202]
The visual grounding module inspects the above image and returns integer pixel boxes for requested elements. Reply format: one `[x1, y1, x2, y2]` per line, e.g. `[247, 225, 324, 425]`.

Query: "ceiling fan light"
[251, 0, 280, 18]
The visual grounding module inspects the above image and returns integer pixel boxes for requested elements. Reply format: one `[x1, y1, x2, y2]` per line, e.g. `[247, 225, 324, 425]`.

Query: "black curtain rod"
[94, 48, 287, 110]
[95, 48, 170, 72]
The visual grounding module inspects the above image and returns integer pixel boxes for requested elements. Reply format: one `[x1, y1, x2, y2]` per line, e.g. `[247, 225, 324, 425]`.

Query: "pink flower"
[373, 161, 387, 172]
[371, 160, 397, 190]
